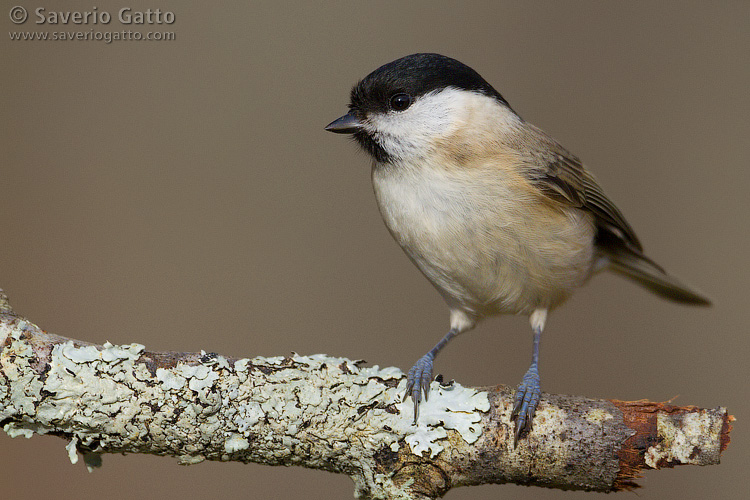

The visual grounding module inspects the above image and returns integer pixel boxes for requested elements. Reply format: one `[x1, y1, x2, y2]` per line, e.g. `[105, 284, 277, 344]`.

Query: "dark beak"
[325, 111, 362, 134]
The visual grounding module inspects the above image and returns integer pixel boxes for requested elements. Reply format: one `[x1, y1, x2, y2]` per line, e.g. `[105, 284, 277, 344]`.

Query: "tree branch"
[0, 289, 732, 499]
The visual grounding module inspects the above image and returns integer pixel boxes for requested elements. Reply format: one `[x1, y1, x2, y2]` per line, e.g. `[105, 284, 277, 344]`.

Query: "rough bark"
[0, 289, 732, 499]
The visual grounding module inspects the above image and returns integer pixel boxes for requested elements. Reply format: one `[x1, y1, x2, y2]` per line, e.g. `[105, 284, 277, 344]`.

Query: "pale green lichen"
[66, 436, 79, 464]
[234, 358, 249, 372]
[156, 368, 186, 390]
[4, 425, 35, 439]
[224, 433, 250, 453]
[2, 323, 491, 494]
[399, 383, 489, 458]
[196, 352, 485, 465]
[1, 325, 48, 437]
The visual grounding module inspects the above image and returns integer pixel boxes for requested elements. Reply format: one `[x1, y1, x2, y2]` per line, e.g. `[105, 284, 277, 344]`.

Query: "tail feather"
[607, 251, 711, 306]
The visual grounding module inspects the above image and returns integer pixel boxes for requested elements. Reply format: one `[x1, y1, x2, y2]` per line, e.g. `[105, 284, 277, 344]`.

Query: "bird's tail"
[606, 249, 711, 306]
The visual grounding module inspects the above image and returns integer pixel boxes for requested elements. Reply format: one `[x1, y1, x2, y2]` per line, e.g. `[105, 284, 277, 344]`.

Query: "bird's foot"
[404, 353, 435, 423]
[511, 366, 541, 445]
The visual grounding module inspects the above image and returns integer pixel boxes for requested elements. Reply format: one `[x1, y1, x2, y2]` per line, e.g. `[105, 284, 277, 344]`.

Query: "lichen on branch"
[0, 290, 732, 500]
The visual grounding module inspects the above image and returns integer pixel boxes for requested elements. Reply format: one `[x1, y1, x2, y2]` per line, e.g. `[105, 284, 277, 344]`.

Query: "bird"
[324, 53, 710, 444]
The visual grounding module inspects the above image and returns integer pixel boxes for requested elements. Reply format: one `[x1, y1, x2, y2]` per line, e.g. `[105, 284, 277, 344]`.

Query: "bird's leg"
[405, 327, 458, 423]
[511, 308, 546, 445]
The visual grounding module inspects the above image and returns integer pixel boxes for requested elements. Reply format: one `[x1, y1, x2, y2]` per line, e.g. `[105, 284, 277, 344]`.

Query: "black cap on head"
[326, 53, 513, 163]
[349, 53, 509, 115]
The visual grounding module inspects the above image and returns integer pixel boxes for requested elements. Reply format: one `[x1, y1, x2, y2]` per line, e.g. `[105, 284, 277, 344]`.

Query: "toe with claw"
[510, 366, 541, 446]
[404, 353, 435, 423]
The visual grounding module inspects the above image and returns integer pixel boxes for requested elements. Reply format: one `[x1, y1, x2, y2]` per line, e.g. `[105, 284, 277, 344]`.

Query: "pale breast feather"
[372, 160, 597, 315]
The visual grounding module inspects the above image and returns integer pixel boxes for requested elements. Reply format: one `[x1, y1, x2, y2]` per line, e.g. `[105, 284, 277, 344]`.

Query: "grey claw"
[513, 421, 524, 446]
[406, 353, 435, 424]
[404, 378, 414, 403]
[421, 371, 431, 402]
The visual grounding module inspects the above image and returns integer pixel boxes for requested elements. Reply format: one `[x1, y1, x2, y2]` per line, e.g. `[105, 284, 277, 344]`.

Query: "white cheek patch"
[364, 88, 472, 161]
[363, 88, 520, 162]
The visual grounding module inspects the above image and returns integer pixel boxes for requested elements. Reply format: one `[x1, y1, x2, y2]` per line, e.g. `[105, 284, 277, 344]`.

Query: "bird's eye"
[389, 93, 412, 112]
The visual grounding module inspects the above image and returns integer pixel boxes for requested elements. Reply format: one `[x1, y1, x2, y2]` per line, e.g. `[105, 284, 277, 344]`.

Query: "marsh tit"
[325, 53, 710, 443]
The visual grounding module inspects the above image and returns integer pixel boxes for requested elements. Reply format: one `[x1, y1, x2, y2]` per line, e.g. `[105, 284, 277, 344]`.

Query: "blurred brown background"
[2, 1, 747, 498]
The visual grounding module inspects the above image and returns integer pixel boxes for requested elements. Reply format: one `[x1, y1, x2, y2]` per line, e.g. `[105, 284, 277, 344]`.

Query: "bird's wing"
[513, 123, 710, 305]
[520, 126, 643, 251]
